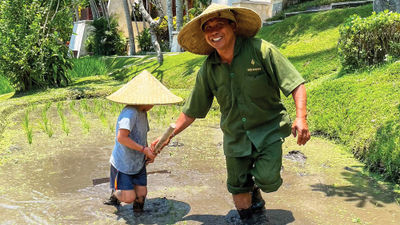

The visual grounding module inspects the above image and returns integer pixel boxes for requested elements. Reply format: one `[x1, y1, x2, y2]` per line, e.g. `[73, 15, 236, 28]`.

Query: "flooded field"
[0, 99, 399, 224]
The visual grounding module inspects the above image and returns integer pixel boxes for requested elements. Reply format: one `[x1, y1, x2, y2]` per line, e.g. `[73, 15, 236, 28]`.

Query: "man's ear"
[231, 22, 237, 32]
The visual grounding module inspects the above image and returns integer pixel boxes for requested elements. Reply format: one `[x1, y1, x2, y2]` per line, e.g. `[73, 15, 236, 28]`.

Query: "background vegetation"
[0, 0, 74, 92]
[85, 16, 126, 56]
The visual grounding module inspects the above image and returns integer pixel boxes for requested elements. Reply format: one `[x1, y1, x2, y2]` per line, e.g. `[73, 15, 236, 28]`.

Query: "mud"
[0, 101, 399, 224]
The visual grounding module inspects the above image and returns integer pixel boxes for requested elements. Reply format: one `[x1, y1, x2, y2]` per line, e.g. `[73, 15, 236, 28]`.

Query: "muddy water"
[0, 101, 399, 224]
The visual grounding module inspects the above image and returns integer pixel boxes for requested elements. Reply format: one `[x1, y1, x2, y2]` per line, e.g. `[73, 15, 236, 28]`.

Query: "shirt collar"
[208, 36, 243, 64]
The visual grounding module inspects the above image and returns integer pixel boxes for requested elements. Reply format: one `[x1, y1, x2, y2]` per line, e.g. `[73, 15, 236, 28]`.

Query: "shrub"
[137, 28, 154, 52]
[86, 16, 126, 56]
[0, 75, 13, 94]
[0, 0, 73, 92]
[338, 11, 400, 70]
[365, 120, 400, 183]
[137, 27, 169, 53]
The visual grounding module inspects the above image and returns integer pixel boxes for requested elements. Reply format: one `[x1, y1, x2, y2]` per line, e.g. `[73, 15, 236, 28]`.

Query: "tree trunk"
[75, 7, 79, 21]
[167, 0, 174, 49]
[89, 0, 99, 20]
[129, 0, 141, 40]
[176, 0, 183, 31]
[185, 0, 189, 23]
[138, 0, 165, 64]
[373, 0, 400, 13]
[123, 0, 136, 55]
[149, 28, 163, 64]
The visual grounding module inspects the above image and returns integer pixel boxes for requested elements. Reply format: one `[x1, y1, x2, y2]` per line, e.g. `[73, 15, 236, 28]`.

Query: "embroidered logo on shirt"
[247, 59, 262, 72]
[247, 68, 262, 72]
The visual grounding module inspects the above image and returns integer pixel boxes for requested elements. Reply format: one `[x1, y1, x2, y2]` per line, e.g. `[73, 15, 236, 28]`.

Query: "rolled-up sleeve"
[263, 43, 305, 97]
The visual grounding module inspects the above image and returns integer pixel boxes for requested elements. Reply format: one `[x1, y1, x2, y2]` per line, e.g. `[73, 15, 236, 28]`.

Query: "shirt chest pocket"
[243, 72, 271, 98]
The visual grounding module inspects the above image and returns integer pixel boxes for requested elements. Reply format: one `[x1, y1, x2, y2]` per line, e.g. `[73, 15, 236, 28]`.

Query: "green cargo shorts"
[226, 140, 283, 194]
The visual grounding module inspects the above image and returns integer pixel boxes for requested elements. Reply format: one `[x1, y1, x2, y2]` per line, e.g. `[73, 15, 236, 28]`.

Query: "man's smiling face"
[203, 18, 236, 52]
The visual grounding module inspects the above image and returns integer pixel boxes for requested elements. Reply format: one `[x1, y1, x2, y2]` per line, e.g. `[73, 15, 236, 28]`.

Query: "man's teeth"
[212, 37, 222, 42]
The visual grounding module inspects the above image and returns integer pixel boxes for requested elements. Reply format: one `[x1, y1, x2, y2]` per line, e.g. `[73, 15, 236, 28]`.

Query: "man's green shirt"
[183, 37, 305, 157]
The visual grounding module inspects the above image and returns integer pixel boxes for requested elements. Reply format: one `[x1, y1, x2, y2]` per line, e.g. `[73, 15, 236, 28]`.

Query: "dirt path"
[0, 108, 399, 224]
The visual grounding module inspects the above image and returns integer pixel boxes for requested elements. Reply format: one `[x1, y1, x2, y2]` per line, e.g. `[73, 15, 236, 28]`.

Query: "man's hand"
[151, 136, 171, 153]
[291, 117, 310, 145]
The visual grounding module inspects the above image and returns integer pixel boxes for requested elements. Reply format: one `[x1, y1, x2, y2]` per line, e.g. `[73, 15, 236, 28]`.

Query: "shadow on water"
[310, 166, 399, 208]
[114, 197, 190, 224]
[183, 209, 295, 225]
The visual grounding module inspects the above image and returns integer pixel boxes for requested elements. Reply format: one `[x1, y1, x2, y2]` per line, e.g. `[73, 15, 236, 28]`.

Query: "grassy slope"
[259, 4, 399, 181]
[1, 4, 399, 182]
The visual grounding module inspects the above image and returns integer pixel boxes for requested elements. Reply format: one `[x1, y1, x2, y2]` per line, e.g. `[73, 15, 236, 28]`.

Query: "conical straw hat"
[178, 3, 261, 55]
[106, 70, 183, 105]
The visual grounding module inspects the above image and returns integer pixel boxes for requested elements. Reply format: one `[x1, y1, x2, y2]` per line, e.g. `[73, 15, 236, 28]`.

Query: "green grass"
[67, 56, 109, 78]
[107, 53, 205, 89]
[258, 4, 373, 81]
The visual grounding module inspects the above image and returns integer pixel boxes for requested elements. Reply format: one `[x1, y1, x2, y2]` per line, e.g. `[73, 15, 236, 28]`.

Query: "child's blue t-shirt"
[110, 106, 149, 175]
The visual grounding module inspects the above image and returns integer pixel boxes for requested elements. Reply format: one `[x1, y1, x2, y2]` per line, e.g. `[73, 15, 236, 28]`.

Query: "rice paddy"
[18, 99, 210, 145]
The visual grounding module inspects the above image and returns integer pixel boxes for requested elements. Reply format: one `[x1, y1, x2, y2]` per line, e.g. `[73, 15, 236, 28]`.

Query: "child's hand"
[143, 147, 156, 161]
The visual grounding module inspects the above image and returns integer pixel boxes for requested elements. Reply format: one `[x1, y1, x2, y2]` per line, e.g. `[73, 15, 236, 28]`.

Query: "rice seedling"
[22, 109, 33, 144]
[80, 99, 89, 112]
[69, 100, 76, 112]
[70, 100, 90, 134]
[110, 102, 123, 116]
[92, 99, 110, 130]
[69, 100, 88, 133]
[57, 102, 69, 135]
[40, 102, 53, 137]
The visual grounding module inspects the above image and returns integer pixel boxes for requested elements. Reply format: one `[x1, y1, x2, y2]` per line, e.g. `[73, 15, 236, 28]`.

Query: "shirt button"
[242, 117, 247, 122]
[230, 73, 234, 78]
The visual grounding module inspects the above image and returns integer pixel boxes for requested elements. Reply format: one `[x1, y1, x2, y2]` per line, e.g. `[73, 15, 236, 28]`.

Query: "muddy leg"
[251, 185, 265, 212]
[233, 192, 253, 220]
[103, 190, 121, 206]
[133, 185, 147, 212]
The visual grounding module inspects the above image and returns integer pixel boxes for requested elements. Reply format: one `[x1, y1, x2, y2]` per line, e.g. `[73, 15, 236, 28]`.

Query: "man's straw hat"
[178, 3, 261, 55]
[106, 70, 183, 105]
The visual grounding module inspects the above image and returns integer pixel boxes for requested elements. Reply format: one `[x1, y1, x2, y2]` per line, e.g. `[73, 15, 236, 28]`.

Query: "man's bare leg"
[233, 192, 253, 219]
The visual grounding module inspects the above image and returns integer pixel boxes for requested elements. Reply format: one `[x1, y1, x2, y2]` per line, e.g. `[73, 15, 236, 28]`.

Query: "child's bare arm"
[117, 129, 155, 160]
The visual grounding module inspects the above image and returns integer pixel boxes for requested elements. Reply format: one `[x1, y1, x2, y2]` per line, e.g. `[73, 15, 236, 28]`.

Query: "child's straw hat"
[106, 70, 183, 105]
[178, 3, 261, 55]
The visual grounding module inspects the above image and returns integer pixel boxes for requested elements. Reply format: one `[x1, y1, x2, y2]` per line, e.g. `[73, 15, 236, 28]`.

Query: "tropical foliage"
[85, 16, 126, 56]
[0, 0, 74, 92]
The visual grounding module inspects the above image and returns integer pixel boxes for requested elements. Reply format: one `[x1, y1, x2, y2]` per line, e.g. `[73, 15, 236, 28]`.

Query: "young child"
[103, 70, 182, 212]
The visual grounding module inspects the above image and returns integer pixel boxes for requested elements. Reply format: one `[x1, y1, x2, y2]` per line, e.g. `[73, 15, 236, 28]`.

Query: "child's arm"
[117, 129, 155, 160]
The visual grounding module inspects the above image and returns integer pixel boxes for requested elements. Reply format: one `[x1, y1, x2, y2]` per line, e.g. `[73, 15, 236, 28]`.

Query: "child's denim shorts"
[110, 165, 147, 190]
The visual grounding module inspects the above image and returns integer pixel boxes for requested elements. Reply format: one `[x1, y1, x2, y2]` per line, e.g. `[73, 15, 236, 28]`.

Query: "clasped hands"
[144, 136, 173, 164]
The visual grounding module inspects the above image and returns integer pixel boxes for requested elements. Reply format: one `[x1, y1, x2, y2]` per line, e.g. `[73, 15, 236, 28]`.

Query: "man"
[152, 3, 311, 221]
